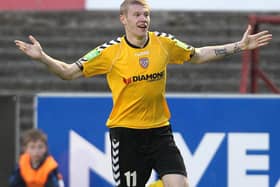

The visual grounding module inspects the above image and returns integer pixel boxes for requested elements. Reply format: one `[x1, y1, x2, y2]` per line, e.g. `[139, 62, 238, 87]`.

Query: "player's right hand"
[14, 35, 43, 60]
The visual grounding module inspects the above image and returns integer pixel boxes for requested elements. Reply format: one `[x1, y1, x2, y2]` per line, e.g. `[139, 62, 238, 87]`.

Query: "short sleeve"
[78, 47, 112, 77]
[77, 38, 121, 77]
[168, 38, 195, 64]
[155, 32, 195, 64]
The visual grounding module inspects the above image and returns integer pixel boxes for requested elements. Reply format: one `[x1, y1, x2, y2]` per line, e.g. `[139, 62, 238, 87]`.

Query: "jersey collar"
[124, 35, 150, 49]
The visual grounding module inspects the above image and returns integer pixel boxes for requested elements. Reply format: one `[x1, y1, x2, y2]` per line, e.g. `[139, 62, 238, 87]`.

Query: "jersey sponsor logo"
[123, 77, 132, 85]
[123, 71, 165, 85]
[139, 57, 149, 69]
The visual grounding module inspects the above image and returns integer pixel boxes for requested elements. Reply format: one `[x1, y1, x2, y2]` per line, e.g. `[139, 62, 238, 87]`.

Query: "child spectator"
[9, 129, 64, 187]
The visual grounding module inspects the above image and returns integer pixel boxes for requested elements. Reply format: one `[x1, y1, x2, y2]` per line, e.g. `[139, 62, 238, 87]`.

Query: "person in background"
[9, 129, 64, 187]
[14, 0, 272, 186]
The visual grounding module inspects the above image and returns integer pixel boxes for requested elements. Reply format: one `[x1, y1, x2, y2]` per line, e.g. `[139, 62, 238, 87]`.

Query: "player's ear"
[120, 14, 126, 25]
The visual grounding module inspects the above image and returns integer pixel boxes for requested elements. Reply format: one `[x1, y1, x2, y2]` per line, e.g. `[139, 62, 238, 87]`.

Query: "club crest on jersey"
[139, 57, 149, 69]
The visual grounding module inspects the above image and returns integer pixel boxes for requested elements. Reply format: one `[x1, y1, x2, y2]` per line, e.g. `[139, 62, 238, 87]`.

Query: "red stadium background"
[1, 0, 280, 11]
[0, 0, 84, 10]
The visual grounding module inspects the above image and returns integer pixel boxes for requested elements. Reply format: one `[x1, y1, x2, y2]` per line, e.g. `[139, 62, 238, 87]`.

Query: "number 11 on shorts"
[124, 171, 137, 187]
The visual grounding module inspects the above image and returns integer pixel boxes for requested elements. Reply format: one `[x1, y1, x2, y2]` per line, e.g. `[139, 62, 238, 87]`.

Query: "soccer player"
[14, 0, 272, 186]
[9, 129, 64, 187]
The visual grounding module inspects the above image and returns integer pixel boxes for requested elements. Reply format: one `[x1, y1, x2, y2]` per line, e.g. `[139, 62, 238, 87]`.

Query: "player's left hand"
[240, 25, 272, 50]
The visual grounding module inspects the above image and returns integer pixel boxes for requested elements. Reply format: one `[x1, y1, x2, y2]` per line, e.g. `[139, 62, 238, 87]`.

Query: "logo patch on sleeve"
[84, 48, 101, 61]
[175, 39, 194, 51]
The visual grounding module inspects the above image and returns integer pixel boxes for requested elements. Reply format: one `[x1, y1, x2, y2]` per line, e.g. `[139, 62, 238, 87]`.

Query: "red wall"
[0, 0, 85, 10]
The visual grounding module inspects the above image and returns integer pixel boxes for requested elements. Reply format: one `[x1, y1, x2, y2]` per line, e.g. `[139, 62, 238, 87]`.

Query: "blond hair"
[120, 0, 150, 15]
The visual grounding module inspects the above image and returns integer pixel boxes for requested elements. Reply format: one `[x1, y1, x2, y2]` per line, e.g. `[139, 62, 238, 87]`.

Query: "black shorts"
[109, 125, 187, 187]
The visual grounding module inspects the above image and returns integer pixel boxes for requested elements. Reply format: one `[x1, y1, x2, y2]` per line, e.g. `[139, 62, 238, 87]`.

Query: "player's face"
[25, 140, 47, 163]
[121, 4, 150, 39]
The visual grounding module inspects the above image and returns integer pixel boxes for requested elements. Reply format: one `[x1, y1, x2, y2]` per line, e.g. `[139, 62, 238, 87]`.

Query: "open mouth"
[137, 22, 148, 29]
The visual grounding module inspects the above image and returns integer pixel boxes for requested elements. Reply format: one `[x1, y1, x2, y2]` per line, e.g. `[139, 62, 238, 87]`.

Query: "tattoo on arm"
[214, 43, 242, 57]
[233, 43, 242, 53]
[214, 48, 228, 56]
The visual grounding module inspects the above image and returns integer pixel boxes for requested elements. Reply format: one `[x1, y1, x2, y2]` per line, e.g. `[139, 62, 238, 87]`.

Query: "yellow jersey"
[78, 31, 195, 129]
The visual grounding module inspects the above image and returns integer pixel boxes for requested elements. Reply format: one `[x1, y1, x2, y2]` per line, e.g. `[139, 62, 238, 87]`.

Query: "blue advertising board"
[36, 93, 280, 187]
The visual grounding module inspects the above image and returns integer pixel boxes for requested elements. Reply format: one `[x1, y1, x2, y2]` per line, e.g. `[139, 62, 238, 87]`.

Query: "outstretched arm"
[190, 25, 272, 64]
[14, 35, 82, 80]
